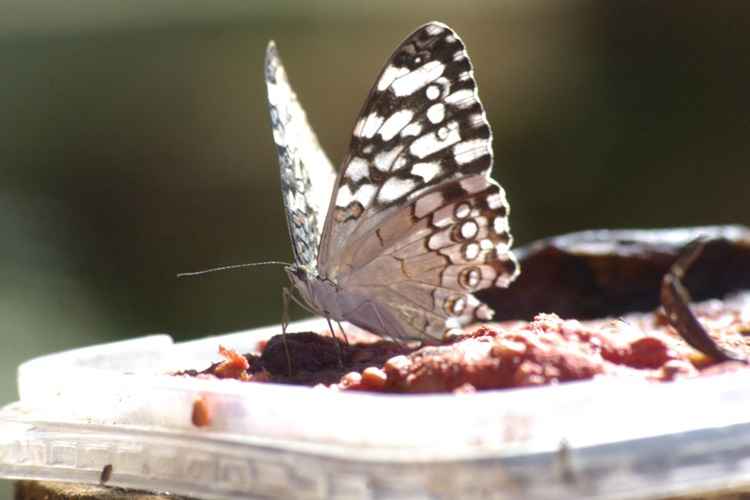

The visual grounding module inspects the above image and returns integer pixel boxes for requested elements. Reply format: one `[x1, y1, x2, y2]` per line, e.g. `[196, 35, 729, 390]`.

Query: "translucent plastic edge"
[9, 319, 750, 457]
[3, 403, 750, 500]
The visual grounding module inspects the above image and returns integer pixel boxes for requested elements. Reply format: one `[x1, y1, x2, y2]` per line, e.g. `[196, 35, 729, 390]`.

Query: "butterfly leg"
[280, 287, 295, 376]
[336, 320, 350, 346]
[326, 316, 345, 369]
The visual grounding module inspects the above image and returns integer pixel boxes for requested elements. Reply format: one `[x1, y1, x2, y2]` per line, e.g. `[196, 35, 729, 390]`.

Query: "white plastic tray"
[2, 317, 750, 499]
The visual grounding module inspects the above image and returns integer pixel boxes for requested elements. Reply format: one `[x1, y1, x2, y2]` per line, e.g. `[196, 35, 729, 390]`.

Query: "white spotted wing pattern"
[265, 42, 336, 273]
[266, 22, 518, 340]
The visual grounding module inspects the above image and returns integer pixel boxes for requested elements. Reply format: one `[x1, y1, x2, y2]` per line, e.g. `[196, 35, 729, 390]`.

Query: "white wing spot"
[391, 61, 445, 97]
[361, 112, 385, 139]
[493, 215, 508, 234]
[448, 296, 466, 315]
[435, 76, 451, 89]
[455, 202, 471, 219]
[336, 183, 376, 209]
[374, 144, 405, 172]
[460, 267, 482, 288]
[467, 269, 481, 288]
[446, 317, 461, 330]
[393, 156, 408, 171]
[495, 273, 514, 288]
[335, 185, 354, 207]
[411, 122, 461, 158]
[453, 297, 467, 315]
[345, 157, 369, 183]
[495, 241, 510, 256]
[460, 220, 478, 239]
[486, 191, 506, 209]
[480, 238, 493, 251]
[285, 191, 295, 208]
[467, 113, 486, 128]
[295, 191, 309, 211]
[427, 230, 453, 250]
[459, 176, 487, 194]
[414, 191, 444, 218]
[452, 50, 467, 62]
[272, 127, 285, 146]
[379, 110, 414, 141]
[431, 203, 455, 227]
[377, 65, 409, 92]
[427, 103, 445, 124]
[445, 88, 474, 108]
[354, 183, 377, 206]
[401, 122, 422, 137]
[378, 177, 416, 203]
[425, 24, 445, 35]
[463, 242, 480, 260]
[453, 139, 490, 165]
[410, 162, 441, 182]
[476, 304, 494, 320]
[353, 117, 366, 138]
[426, 85, 440, 100]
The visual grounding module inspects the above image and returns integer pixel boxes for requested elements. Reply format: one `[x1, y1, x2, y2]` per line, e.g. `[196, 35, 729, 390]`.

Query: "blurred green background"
[1, 1, 749, 489]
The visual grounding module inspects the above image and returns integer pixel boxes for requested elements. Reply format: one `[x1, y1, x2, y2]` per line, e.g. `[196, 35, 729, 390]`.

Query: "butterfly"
[265, 21, 518, 341]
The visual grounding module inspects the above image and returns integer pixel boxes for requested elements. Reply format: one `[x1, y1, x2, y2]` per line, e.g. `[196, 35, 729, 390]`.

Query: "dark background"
[1, 3, 748, 490]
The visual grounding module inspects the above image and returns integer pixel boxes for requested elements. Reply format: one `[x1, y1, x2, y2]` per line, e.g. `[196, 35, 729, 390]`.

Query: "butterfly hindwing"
[265, 42, 336, 272]
[341, 174, 518, 339]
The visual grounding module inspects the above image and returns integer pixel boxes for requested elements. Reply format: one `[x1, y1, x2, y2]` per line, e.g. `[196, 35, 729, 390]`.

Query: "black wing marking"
[318, 22, 503, 281]
[265, 42, 336, 272]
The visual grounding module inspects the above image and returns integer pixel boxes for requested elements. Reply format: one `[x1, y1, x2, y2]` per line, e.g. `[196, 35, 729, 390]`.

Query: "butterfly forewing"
[312, 22, 517, 339]
[265, 42, 336, 272]
[318, 22, 497, 279]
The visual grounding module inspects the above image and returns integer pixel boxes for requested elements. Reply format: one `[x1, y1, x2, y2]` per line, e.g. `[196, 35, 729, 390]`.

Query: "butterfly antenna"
[177, 261, 292, 278]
